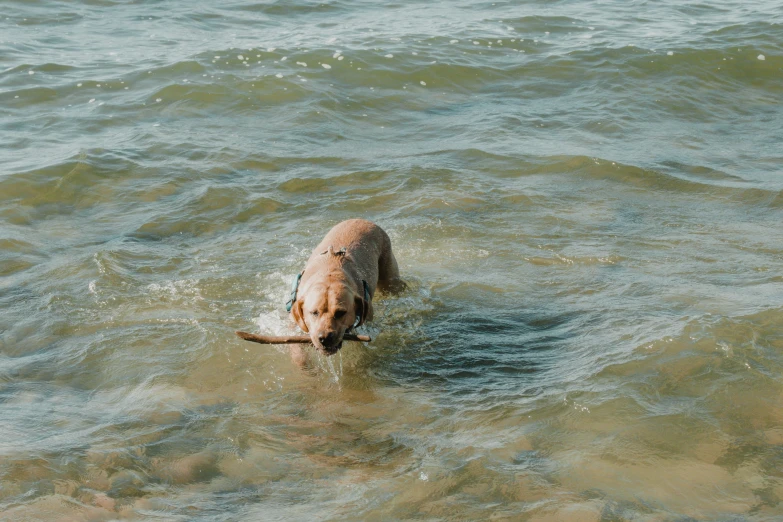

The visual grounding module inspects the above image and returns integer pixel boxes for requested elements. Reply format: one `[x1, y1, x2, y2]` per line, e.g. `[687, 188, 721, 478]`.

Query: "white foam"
[255, 311, 296, 336]
[275, 73, 283, 78]
[237, 54, 244, 60]
[450, 39, 458, 44]
[296, 61, 307, 66]
[322, 63, 331, 69]
[420, 80, 427, 86]
[667, 51, 673, 56]
[758, 54, 766, 60]
[385, 53, 393, 58]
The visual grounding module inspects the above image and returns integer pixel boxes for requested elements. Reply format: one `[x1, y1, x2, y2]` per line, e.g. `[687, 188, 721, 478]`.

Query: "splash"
[324, 350, 344, 384]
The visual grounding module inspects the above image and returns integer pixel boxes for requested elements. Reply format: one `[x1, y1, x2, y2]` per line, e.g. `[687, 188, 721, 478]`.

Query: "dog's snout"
[318, 332, 335, 345]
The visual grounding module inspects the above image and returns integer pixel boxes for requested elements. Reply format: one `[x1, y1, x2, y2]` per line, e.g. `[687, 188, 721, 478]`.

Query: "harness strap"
[320, 246, 347, 257]
[285, 271, 303, 312]
[353, 280, 370, 328]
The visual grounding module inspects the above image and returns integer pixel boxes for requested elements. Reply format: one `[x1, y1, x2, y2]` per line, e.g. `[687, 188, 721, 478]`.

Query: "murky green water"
[2, 0, 783, 520]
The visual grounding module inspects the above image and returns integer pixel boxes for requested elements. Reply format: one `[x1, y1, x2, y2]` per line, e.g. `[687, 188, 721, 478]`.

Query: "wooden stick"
[236, 331, 372, 344]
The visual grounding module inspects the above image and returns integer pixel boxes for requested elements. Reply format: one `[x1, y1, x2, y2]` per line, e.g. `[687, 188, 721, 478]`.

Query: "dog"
[287, 219, 404, 357]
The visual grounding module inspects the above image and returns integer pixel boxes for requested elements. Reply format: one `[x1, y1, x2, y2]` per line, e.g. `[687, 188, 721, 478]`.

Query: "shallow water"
[2, 0, 783, 520]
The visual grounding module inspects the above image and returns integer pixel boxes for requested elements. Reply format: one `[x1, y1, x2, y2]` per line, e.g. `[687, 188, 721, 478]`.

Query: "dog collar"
[285, 271, 303, 312]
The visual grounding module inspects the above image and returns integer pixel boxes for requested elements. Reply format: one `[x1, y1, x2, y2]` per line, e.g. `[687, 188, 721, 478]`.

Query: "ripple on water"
[2, 0, 783, 519]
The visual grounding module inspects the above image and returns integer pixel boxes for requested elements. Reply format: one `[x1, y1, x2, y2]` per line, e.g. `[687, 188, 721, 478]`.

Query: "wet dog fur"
[288, 219, 404, 361]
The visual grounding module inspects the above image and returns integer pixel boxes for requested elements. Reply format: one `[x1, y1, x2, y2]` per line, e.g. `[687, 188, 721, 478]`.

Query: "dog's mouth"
[313, 340, 343, 356]
[319, 340, 343, 356]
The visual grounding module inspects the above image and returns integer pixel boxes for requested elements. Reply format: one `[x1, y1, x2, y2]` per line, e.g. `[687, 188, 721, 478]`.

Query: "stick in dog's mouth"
[235, 331, 372, 345]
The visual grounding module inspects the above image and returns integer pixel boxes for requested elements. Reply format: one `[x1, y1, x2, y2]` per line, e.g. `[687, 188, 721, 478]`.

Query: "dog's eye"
[310, 310, 319, 317]
[334, 310, 346, 319]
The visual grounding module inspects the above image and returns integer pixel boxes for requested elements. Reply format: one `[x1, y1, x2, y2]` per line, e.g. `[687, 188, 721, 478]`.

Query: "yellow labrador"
[287, 219, 403, 356]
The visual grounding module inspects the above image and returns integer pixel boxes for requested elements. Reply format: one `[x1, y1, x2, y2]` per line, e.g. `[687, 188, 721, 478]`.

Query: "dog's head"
[291, 279, 370, 355]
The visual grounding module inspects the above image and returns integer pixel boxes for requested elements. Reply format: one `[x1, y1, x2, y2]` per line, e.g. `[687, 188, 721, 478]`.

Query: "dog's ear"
[354, 295, 372, 327]
[291, 299, 308, 332]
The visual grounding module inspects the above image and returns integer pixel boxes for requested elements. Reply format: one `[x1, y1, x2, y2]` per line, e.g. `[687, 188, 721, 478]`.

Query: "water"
[2, 0, 782, 519]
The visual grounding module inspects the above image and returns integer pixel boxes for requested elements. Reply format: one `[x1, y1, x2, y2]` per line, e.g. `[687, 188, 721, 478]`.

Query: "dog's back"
[309, 219, 397, 290]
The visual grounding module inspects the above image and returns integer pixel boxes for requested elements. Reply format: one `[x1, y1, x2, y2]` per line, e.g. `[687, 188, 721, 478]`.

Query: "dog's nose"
[318, 332, 335, 346]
